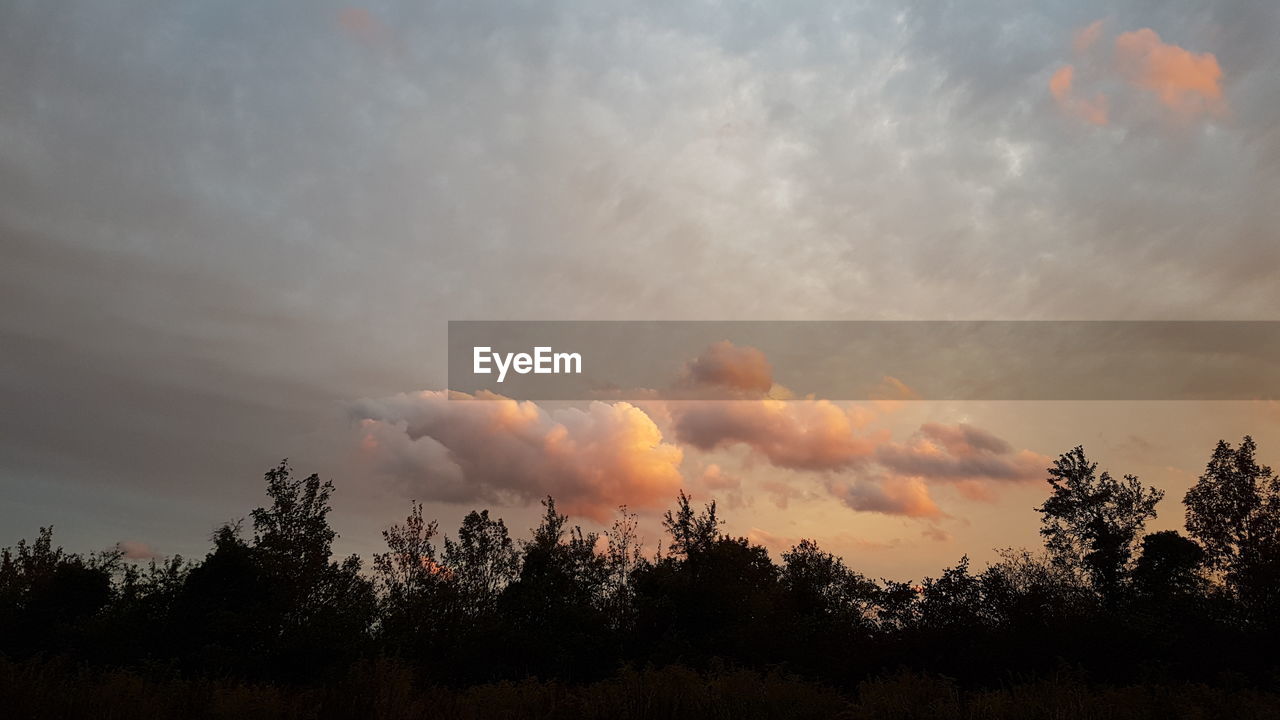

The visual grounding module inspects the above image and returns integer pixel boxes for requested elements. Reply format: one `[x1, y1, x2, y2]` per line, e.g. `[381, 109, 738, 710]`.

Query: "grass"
[4, 657, 1280, 719]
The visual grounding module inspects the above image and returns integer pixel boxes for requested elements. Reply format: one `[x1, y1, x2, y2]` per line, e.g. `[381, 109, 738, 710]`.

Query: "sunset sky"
[2, 1, 1278, 581]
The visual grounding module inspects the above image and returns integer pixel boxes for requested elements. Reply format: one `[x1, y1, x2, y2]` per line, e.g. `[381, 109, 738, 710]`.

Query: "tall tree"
[1131, 530, 1206, 599]
[374, 501, 453, 649]
[780, 538, 877, 628]
[601, 505, 645, 628]
[1037, 446, 1163, 598]
[1184, 436, 1280, 608]
[498, 498, 608, 679]
[443, 509, 519, 617]
[251, 460, 336, 581]
[247, 460, 374, 673]
[661, 490, 722, 558]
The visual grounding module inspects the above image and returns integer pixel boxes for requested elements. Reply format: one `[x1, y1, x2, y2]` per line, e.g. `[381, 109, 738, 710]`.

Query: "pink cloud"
[921, 526, 952, 543]
[874, 423, 1044, 483]
[352, 391, 684, 522]
[1114, 28, 1224, 116]
[1073, 19, 1106, 54]
[1050, 21, 1224, 125]
[671, 398, 883, 471]
[826, 475, 945, 519]
[1049, 65, 1109, 126]
[681, 340, 775, 395]
[699, 463, 740, 490]
[117, 540, 157, 560]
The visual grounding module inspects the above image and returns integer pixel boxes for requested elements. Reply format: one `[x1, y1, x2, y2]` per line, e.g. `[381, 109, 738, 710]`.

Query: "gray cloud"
[1, 0, 1277, 551]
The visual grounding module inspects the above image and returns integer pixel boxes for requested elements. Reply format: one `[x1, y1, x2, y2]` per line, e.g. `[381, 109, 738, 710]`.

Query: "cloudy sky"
[2, 0, 1277, 579]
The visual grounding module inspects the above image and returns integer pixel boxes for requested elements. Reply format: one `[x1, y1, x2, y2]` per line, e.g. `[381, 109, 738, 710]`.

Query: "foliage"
[1036, 446, 1164, 599]
[1184, 436, 1280, 614]
[5, 439, 1280, 707]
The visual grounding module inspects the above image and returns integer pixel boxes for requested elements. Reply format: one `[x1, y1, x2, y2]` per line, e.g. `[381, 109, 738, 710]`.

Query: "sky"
[1, 0, 1278, 580]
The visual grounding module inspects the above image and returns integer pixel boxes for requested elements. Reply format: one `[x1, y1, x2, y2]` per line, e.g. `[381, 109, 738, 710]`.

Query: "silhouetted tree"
[1131, 530, 1206, 599]
[1037, 446, 1163, 599]
[19, 441, 1280, 698]
[175, 461, 376, 679]
[0, 527, 115, 657]
[601, 505, 645, 630]
[979, 548, 1093, 629]
[443, 509, 519, 618]
[918, 557, 987, 630]
[781, 539, 877, 628]
[662, 490, 722, 558]
[171, 523, 275, 674]
[635, 494, 781, 667]
[1184, 436, 1280, 613]
[374, 500, 456, 660]
[498, 497, 609, 679]
[252, 460, 337, 586]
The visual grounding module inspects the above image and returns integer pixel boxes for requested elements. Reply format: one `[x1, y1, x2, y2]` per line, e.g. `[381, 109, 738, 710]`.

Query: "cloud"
[874, 423, 1043, 483]
[337, 7, 393, 48]
[672, 398, 1039, 483]
[681, 340, 775, 396]
[1114, 28, 1224, 116]
[921, 526, 952, 543]
[1049, 65, 1109, 126]
[1073, 19, 1106, 55]
[116, 540, 157, 560]
[670, 391, 1042, 517]
[352, 391, 684, 522]
[1051, 21, 1224, 125]
[826, 475, 945, 519]
[671, 398, 882, 471]
[699, 463, 740, 490]
[5, 0, 1276, 553]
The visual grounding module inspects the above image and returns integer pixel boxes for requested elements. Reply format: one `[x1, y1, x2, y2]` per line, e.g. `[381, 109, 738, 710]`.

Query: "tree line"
[3, 436, 1280, 690]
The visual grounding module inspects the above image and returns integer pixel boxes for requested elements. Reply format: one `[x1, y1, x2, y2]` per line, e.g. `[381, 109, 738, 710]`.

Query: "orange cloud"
[671, 398, 883, 471]
[116, 540, 158, 560]
[1049, 65, 1109, 126]
[352, 391, 684, 522]
[671, 395, 1041, 516]
[681, 340, 775, 395]
[357, 342, 1046, 524]
[1073, 19, 1105, 54]
[873, 424, 1045, 495]
[1114, 28, 1224, 116]
[1051, 21, 1224, 124]
[826, 475, 945, 519]
[921, 526, 952, 543]
[699, 463, 740, 490]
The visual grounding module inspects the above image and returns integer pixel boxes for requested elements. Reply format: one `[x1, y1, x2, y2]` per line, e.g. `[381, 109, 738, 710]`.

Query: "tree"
[1183, 436, 1280, 609]
[1131, 530, 1206, 599]
[0, 527, 115, 656]
[661, 490, 722, 558]
[498, 497, 609, 680]
[443, 509, 519, 617]
[979, 548, 1093, 629]
[781, 538, 878, 627]
[251, 459, 336, 582]
[633, 492, 783, 667]
[245, 460, 375, 675]
[374, 500, 455, 656]
[601, 506, 645, 629]
[1036, 446, 1163, 598]
[172, 523, 274, 674]
[918, 556, 987, 630]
